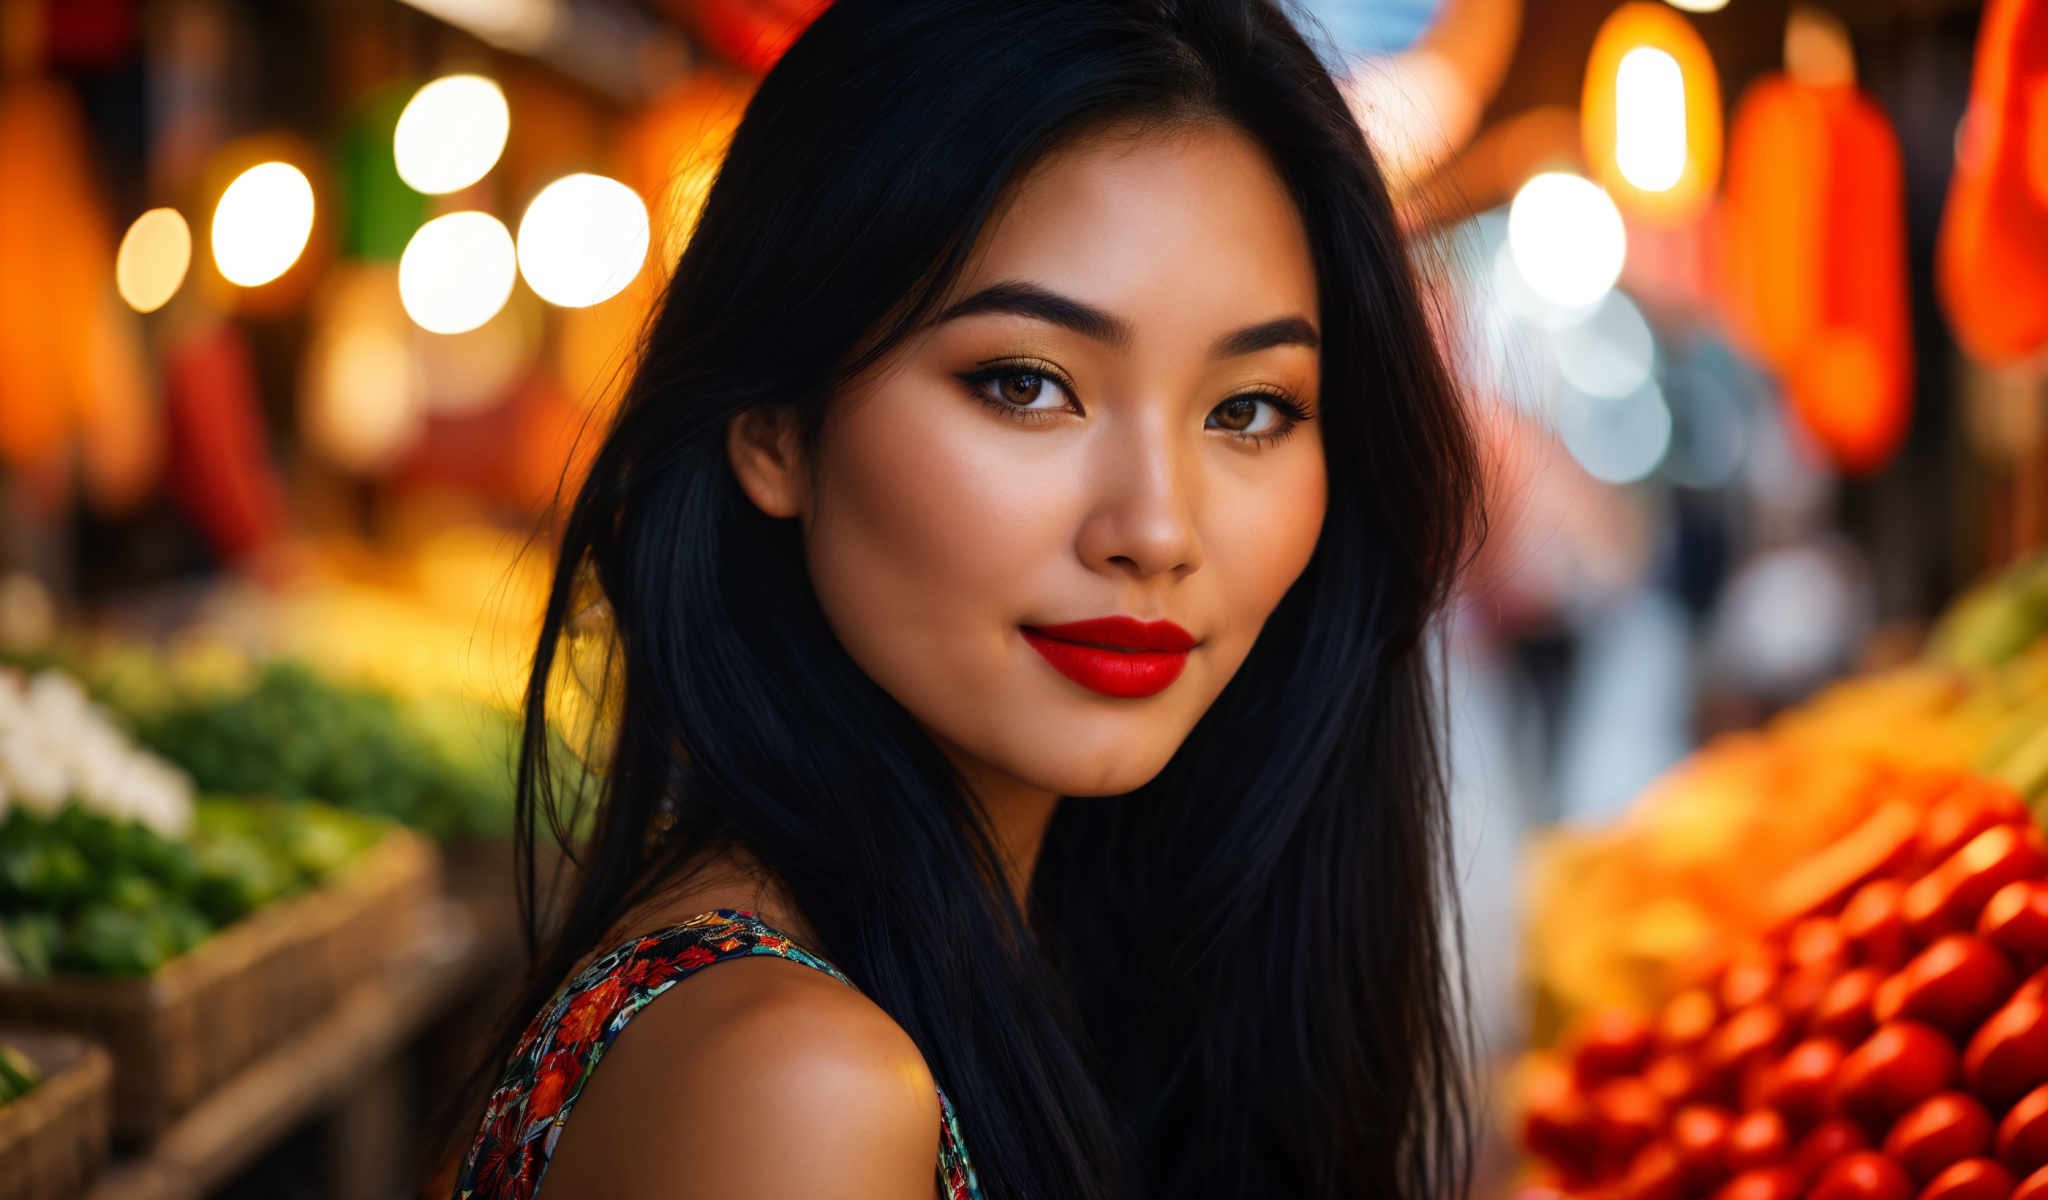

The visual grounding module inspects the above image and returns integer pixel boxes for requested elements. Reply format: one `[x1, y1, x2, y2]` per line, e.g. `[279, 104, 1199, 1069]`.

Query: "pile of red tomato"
[1523, 774, 2048, 1199]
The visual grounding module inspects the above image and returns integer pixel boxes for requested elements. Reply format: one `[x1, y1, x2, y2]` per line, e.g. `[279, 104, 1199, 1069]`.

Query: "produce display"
[1520, 767, 2048, 1197]
[0, 1041, 40, 1106]
[1526, 588, 2048, 1045]
[0, 797, 388, 977]
[127, 660, 527, 842]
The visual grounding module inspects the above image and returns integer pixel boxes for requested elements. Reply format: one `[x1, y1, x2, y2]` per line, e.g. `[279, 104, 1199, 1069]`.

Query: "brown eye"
[1213, 396, 1259, 432]
[999, 372, 1050, 406]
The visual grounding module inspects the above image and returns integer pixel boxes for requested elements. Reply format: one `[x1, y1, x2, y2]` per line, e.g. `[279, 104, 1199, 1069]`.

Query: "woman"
[448, 1, 1482, 1196]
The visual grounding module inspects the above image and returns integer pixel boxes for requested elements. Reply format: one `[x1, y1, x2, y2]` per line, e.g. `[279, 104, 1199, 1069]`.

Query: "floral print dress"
[455, 908, 984, 1200]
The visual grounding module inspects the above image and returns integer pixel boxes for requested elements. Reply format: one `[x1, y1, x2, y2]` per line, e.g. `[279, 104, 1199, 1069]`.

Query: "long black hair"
[450, 2, 1484, 1196]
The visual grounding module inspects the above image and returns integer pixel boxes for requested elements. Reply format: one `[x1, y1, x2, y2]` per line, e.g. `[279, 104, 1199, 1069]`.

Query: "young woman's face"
[745, 120, 1328, 800]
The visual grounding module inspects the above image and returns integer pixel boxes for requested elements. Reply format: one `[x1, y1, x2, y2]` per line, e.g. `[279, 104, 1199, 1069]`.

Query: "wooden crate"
[0, 828, 440, 1143]
[0, 1030, 113, 1200]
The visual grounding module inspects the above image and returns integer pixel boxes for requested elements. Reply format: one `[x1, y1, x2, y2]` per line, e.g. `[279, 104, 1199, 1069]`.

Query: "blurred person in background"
[439, 2, 1484, 1197]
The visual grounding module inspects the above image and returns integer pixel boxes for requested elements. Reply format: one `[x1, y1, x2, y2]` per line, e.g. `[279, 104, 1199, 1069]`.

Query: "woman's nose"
[1073, 411, 1204, 579]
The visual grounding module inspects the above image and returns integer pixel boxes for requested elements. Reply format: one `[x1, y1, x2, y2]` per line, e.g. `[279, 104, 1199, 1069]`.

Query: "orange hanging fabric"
[1719, 76, 1913, 474]
[1937, 0, 2048, 365]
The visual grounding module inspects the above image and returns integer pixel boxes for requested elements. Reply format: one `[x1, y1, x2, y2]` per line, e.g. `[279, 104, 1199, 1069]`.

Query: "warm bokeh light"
[1664, 0, 1729, 11]
[516, 173, 650, 308]
[115, 207, 191, 313]
[1615, 46, 1687, 191]
[398, 211, 516, 334]
[1583, 2, 1723, 222]
[211, 161, 314, 286]
[1508, 173, 1627, 309]
[393, 74, 510, 195]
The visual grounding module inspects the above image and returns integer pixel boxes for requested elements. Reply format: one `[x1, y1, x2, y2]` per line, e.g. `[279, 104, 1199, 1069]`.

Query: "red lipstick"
[1019, 616, 1197, 699]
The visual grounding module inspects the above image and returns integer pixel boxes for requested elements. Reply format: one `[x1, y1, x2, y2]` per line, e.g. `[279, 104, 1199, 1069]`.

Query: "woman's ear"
[725, 406, 808, 520]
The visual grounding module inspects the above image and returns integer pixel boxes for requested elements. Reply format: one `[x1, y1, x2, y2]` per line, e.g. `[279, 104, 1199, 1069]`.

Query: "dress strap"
[453, 908, 983, 1200]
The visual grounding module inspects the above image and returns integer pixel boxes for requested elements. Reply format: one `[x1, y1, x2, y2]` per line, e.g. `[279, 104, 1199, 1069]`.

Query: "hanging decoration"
[163, 320, 287, 561]
[0, 77, 158, 513]
[1718, 75, 1913, 474]
[1580, 1, 1723, 225]
[675, 0, 832, 76]
[1937, 0, 2048, 366]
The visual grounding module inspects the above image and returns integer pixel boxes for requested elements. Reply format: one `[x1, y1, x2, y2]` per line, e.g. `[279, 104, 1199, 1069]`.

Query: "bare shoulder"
[538, 952, 944, 1199]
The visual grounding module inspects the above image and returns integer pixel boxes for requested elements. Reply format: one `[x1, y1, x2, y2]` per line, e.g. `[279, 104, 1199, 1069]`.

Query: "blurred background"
[0, 0, 2045, 1197]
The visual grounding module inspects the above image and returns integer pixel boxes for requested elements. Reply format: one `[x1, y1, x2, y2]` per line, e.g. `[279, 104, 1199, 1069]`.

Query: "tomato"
[2014, 1162, 2048, 1200]
[1905, 869, 1967, 946]
[1880, 1092, 1994, 1183]
[1979, 880, 2048, 970]
[1794, 1118, 1871, 1179]
[1703, 1006, 1792, 1100]
[1997, 1083, 2048, 1175]
[1917, 792, 2015, 871]
[1963, 988, 2048, 1105]
[1810, 1150, 1912, 1200]
[1946, 825, 2048, 929]
[1814, 968, 1885, 1045]
[1834, 1022, 1960, 1133]
[1592, 1078, 1667, 1165]
[1917, 1157, 2017, 1200]
[1723, 947, 1786, 1013]
[1710, 1165, 1804, 1200]
[1659, 988, 1722, 1053]
[1673, 1104, 1736, 1190]
[1613, 1141, 1686, 1200]
[1790, 917, 1853, 970]
[1872, 972, 1910, 1025]
[1842, 878, 1913, 970]
[1780, 961, 1844, 1030]
[1755, 1038, 1847, 1129]
[1575, 1010, 1656, 1087]
[1726, 1109, 1793, 1173]
[1645, 1054, 1705, 1107]
[1894, 934, 2018, 1034]
[1524, 1059, 1599, 1174]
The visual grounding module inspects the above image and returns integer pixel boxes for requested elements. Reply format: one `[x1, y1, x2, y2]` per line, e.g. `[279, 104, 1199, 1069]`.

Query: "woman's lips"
[1019, 616, 1196, 699]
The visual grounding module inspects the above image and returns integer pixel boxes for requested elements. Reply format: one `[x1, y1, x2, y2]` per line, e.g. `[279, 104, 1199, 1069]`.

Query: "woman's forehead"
[951, 121, 1320, 326]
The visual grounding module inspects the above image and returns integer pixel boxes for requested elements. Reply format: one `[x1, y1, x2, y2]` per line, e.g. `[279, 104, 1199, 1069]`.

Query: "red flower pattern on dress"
[451, 909, 982, 1200]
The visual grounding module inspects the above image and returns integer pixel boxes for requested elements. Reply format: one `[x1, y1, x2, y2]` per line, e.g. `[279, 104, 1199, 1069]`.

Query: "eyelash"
[956, 358, 1316, 449]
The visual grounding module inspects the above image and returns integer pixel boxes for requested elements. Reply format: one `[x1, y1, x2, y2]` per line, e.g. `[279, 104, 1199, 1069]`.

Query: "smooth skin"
[540, 119, 1328, 1197]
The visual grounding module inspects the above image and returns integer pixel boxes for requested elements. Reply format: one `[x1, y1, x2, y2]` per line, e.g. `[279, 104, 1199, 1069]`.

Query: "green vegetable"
[0, 1043, 40, 1104]
[2, 913, 60, 978]
[59, 905, 165, 975]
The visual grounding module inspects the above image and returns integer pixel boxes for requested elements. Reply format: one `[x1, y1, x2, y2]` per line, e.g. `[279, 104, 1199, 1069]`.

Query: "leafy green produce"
[130, 662, 527, 840]
[0, 798, 387, 977]
[0, 1043, 40, 1105]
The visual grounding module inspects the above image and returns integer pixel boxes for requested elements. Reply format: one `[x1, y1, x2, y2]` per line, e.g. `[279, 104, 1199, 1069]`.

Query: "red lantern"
[677, 0, 831, 76]
[1718, 77, 1913, 474]
[1937, 0, 2048, 365]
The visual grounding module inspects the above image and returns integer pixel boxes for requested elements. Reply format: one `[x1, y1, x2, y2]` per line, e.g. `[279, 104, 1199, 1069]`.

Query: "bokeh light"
[211, 161, 315, 287]
[1555, 291, 1656, 398]
[1615, 46, 1687, 191]
[393, 74, 509, 195]
[516, 173, 650, 308]
[116, 208, 191, 313]
[1558, 380, 1673, 484]
[1508, 173, 1627, 309]
[398, 211, 516, 334]
[1664, 0, 1729, 11]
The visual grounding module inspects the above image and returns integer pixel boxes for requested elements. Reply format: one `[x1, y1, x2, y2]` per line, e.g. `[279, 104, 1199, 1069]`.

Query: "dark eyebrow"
[930, 280, 1319, 358]
[1211, 316, 1320, 357]
[932, 281, 1131, 347]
